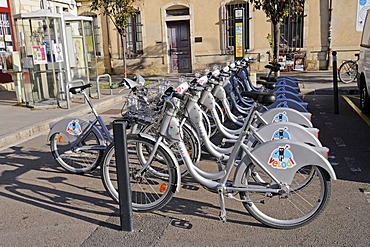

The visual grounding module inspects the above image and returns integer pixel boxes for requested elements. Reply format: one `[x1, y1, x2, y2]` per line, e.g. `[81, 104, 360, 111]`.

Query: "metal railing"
[66, 79, 86, 109]
[96, 74, 113, 99]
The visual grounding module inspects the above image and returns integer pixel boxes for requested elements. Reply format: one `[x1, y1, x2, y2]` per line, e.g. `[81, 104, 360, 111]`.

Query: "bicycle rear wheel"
[101, 134, 178, 211]
[239, 164, 331, 229]
[140, 121, 201, 177]
[50, 130, 103, 174]
[338, 61, 358, 84]
[204, 103, 225, 138]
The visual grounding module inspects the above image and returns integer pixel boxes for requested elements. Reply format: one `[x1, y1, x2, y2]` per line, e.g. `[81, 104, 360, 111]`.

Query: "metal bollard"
[332, 51, 339, 114]
[112, 119, 133, 231]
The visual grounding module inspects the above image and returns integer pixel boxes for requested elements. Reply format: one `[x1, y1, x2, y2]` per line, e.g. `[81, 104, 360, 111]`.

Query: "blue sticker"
[276, 101, 289, 108]
[272, 127, 291, 140]
[272, 111, 289, 123]
[360, 0, 367, 6]
[276, 94, 287, 100]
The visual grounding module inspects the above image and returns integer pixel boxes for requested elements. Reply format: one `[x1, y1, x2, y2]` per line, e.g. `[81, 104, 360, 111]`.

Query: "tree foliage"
[249, 0, 305, 24]
[249, 0, 305, 63]
[90, 0, 138, 36]
[90, 0, 138, 75]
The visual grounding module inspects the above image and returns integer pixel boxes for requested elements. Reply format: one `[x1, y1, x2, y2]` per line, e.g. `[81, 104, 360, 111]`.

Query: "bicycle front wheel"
[239, 164, 331, 229]
[101, 134, 178, 211]
[50, 131, 103, 174]
[338, 61, 358, 84]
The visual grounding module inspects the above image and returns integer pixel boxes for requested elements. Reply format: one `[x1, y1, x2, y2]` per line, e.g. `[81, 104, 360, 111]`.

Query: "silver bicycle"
[100, 83, 337, 229]
[338, 53, 359, 84]
[48, 84, 114, 174]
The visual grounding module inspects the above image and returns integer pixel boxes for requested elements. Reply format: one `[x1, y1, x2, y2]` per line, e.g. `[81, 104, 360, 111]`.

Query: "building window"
[80, 12, 101, 57]
[221, 2, 250, 55]
[0, 12, 14, 51]
[280, 13, 304, 53]
[92, 16, 101, 56]
[126, 12, 143, 58]
[166, 8, 189, 16]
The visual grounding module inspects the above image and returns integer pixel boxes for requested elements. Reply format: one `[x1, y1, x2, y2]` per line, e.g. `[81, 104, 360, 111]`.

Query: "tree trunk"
[120, 33, 127, 77]
[272, 21, 281, 65]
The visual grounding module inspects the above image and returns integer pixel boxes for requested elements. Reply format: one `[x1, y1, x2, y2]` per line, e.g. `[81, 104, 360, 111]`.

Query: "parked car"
[358, 9, 370, 112]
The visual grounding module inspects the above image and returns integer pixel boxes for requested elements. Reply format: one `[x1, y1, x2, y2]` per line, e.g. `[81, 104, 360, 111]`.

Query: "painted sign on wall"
[234, 8, 244, 59]
[0, 0, 7, 8]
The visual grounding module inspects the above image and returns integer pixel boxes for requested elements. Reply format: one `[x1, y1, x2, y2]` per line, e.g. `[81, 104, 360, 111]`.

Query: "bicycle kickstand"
[218, 187, 227, 222]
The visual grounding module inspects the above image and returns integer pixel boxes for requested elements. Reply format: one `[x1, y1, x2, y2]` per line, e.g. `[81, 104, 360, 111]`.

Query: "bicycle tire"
[101, 134, 178, 211]
[204, 103, 225, 138]
[201, 109, 211, 138]
[239, 164, 331, 229]
[338, 60, 358, 84]
[141, 122, 201, 177]
[50, 130, 103, 174]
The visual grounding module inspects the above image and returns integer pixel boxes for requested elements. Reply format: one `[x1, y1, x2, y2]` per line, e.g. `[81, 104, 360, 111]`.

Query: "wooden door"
[167, 21, 192, 73]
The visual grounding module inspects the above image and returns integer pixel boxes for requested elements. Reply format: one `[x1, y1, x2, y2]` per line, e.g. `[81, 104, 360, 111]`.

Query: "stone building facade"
[6, 0, 365, 75]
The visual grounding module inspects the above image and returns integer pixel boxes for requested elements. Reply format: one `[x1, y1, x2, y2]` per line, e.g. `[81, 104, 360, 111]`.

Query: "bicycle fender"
[138, 133, 181, 193]
[276, 76, 298, 83]
[252, 122, 322, 147]
[233, 139, 337, 186]
[47, 117, 104, 143]
[268, 99, 308, 112]
[274, 91, 303, 101]
[275, 80, 299, 88]
[259, 108, 313, 128]
[274, 84, 301, 94]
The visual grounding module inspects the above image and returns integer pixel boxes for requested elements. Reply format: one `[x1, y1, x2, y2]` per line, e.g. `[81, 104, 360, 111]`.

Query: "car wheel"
[360, 82, 370, 113]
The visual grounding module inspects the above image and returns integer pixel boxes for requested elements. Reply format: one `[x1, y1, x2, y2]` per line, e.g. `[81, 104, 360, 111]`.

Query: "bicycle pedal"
[219, 211, 227, 222]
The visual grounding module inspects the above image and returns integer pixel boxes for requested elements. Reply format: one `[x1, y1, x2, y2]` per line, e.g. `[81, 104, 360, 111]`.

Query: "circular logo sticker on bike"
[268, 145, 296, 169]
[272, 111, 289, 123]
[66, 120, 82, 136]
[271, 127, 291, 140]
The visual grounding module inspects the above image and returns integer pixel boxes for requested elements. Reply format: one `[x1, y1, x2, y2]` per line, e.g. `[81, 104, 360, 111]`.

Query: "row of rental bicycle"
[47, 58, 337, 229]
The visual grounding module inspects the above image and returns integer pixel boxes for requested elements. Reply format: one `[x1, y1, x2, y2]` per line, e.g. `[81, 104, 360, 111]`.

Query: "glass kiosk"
[64, 12, 98, 98]
[13, 9, 97, 108]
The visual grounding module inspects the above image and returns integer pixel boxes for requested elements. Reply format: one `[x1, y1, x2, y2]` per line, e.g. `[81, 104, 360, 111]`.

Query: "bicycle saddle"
[256, 80, 276, 90]
[241, 91, 276, 105]
[69, 84, 92, 94]
[259, 76, 277, 82]
[265, 64, 281, 72]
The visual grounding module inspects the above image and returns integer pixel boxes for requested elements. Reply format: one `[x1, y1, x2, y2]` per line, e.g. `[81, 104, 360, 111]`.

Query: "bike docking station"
[112, 119, 134, 231]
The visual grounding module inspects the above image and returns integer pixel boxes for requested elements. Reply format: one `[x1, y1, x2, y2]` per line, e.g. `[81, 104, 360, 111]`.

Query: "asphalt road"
[0, 93, 370, 246]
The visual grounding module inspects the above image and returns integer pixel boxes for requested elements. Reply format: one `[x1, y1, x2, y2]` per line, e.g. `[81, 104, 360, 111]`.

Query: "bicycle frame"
[48, 90, 113, 149]
[211, 80, 313, 127]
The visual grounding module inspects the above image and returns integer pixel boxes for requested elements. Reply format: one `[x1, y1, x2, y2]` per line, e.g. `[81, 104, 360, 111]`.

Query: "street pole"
[327, 0, 333, 70]
[332, 51, 339, 114]
[113, 119, 133, 231]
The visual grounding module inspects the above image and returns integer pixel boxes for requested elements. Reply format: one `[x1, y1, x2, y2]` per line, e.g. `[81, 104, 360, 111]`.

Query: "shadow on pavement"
[0, 145, 120, 230]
